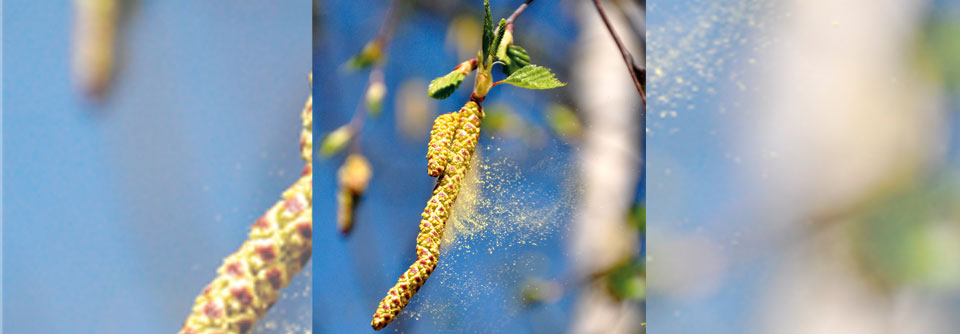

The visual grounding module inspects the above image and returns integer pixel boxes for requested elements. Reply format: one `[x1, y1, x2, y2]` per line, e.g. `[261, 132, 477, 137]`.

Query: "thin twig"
[591, 0, 646, 106]
[375, 0, 401, 45]
[347, 0, 399, 152]
[506, 0, 534, 25]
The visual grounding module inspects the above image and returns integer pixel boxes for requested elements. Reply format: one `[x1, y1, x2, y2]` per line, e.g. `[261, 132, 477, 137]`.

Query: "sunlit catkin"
[180, 87, 313, 334]
[371, 101, 483, 330]
[426, 111, 460, 177]
[72, 0, 117, 99]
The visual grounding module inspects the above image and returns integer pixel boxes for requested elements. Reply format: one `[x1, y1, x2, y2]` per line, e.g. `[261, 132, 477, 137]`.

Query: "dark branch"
[591, 0, 646, 106]
[348, 0, 399, 152]
[506, 0, 534, 25]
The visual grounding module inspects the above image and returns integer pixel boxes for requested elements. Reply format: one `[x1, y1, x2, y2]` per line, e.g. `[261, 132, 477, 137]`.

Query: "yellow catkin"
[371, 101, 483, 331]
[426, 112, 461, 177]
[180, 89, 313, 334]
[337, 154, 373, 234]
[73, 0, 117, 98]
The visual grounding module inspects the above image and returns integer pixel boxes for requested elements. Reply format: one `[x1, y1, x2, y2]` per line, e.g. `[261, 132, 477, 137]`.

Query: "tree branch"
[506, 0, 534, 25]
[591, 0, 645, 107]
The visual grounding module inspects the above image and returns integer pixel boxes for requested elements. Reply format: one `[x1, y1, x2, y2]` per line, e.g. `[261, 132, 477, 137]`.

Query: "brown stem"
[591, 0, 646, 107]
[376, 0, 401, 49]
[506, 0, 534, 25]
[347, 0, 400, 152]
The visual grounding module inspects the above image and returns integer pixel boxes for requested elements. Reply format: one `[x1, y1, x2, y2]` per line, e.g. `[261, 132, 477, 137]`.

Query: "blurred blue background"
[647, 0, 960, 333]
[3, 1, 309, 333]
[313, 0, 643, 333]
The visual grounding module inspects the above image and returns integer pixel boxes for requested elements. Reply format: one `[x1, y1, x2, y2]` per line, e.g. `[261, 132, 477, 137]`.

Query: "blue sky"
[3, 2, 309, 332]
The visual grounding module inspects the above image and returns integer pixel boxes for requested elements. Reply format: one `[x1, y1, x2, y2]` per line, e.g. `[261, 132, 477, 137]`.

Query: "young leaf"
[491, 19, 507, 60]
[481, 0, 494, 63]
[501, 45, 531, 76]
[427, 59, 477, 99]
[495, 28, 514, 63]
[427, 70, 466, 99]
[501, 65, 566, 90]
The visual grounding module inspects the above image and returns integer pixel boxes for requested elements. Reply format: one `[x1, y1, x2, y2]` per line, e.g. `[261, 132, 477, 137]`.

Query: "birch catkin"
[371, 101, 483, 330]
[180, 90, 313, 334]
[426, 111, 460, 177]
[337, 154, 373, 234]
[73, 0, 117, 98]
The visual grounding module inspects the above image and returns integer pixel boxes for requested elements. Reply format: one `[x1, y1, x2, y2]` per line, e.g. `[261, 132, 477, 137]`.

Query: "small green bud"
[365, 81, 386, 116]
[321, 125, 354, 156]
[346, 40, 384, 70]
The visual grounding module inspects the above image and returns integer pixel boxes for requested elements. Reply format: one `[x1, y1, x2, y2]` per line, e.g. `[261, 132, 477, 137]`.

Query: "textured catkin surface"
[371, 101, 484, 330]
[426, 112, 460, 177]
[180, 93, 313, 334]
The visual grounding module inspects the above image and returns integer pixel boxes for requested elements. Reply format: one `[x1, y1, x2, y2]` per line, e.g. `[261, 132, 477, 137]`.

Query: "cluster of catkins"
[371, 100, 484, 330]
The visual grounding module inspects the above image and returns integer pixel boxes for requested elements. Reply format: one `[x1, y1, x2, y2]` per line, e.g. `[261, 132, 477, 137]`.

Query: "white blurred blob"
[746, 0, 951, 333]
[569, 0, 643, 333]
[395, 78, 435, 140]
[647, 233, 728, 300]
[745, 0, 946, 221]
[756, 226, 952, 334]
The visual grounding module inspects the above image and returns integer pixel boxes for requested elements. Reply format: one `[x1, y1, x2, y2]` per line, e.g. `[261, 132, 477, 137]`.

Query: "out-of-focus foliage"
[395, 78, 435, 140]
[916, 14, 960, 90]
[446, 14, 482, 60]
[321, 125, 354, 157]
[853, 174, 960, 289]
[366, 81, 387, 116]
[628, 205, 645, 233]
[606, 259, 646, 301]
[346, 40, 384, 70]
[519, 277, 563, 307]
[546, 104, 583, 141]
[480, 104, 550, 148]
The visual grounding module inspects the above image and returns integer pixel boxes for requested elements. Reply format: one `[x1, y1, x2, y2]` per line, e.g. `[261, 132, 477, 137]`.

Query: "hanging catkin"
[426, 111, 460, 177]
[180, 87, 313, 334]
[73, 0, 117, 98]
[337, 154, 373, 234]
[371, 101, 483, 330]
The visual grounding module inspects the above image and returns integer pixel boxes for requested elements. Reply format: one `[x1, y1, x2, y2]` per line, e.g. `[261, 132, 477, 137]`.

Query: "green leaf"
[491, 19, 507, 60]
[321, 125, 354, 156]
[427, 70, 467, 99]
[495, 30, 513, 64]
[501, 65, 566, 90]
[501, 45, 530, 76]
[481, 0, 494, 63]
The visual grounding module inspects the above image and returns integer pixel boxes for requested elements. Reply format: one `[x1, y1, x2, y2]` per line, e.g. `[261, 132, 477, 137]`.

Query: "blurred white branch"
[570, 0, 643, 332]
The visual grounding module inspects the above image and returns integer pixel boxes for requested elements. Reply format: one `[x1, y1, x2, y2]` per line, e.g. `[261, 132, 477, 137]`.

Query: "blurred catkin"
[73, 0, 117, 99]
[371, 101, 483, 330]
[180, 85, 313, 334]
[337, 154, 373, 234]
